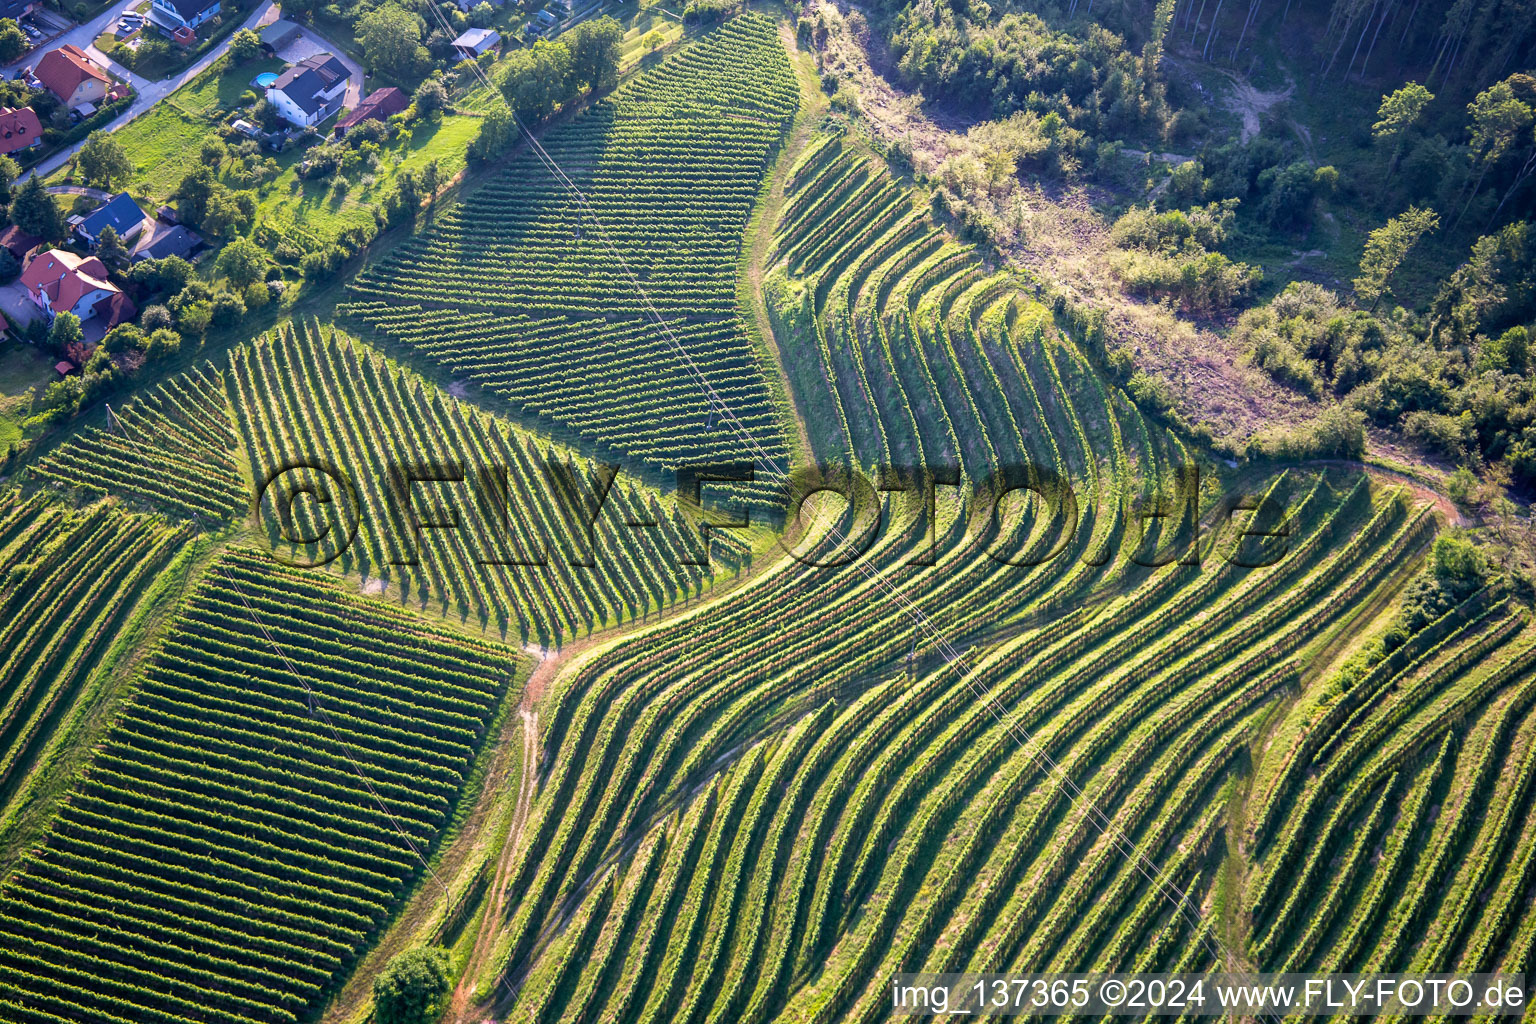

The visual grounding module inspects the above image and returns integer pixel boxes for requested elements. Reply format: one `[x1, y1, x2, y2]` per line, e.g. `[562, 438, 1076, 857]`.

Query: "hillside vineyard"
[0, 10, 1533, 1024]
[344, 16, 796, 491]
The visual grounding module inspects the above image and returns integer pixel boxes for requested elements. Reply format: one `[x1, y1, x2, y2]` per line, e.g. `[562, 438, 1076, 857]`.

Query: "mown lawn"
[83, 103, 223, 202]
[172, 55, 284, 115]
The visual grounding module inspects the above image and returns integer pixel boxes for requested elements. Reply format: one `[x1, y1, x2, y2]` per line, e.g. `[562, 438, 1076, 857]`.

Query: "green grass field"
[255, 113, 481, 244]
[0, 343, 53, 451]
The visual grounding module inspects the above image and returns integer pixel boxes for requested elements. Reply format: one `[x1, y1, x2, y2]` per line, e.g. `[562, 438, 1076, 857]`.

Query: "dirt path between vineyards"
[447, 649, 559, 1024]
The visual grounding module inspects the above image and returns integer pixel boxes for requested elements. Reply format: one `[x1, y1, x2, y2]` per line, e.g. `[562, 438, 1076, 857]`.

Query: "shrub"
[1247, 405, 1368, 461]
[373, 948, 450, 1024]
[140, 304, 174, 333]
[210, 290, 246, 328]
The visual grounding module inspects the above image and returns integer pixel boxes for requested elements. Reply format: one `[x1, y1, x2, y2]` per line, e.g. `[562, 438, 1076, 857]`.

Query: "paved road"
[11, 0, 280, 182]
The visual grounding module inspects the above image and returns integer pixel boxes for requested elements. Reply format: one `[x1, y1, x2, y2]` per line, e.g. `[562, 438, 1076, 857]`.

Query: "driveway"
[13, 0, 280, 182]
[0, 281, 42, 331]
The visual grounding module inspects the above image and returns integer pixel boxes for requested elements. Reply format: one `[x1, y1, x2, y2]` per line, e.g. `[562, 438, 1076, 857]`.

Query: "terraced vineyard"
[0, 549, 519, 1024]
[479, 136, 1536, 1023]
[228, 320, 719, 644]
[0, 494, 187, 829]
[1246, 590, 1536, 976]
[342, 14, 796, 482]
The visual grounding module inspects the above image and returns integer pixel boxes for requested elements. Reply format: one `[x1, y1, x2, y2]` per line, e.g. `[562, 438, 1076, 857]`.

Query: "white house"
[265, 53, 349, 128]
[146, 0, 220, 33]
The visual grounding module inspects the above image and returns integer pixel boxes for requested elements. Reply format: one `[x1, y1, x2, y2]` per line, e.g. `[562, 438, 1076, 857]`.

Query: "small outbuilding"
[452, 27, 500, 60]
[130, 223, 202, 263]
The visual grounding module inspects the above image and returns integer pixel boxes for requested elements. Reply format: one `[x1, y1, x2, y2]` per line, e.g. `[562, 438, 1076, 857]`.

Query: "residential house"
[21, 250, 136, 326]
[265, 53, 349, 128]
[35, 45, 109, 110]
[0, 107, 42, 156]
[333, 86, 406, 137]
[72, 192, 147, 248]
[146, 0, 220, 35]
[258, 18, 300, 54]
[130, 222, 201, 263]
[451, 27, 500, 61]
[0, 0, 36, 21]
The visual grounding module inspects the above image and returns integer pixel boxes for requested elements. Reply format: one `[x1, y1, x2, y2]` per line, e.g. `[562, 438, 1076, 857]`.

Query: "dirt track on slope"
[447, 649, 556, 1024]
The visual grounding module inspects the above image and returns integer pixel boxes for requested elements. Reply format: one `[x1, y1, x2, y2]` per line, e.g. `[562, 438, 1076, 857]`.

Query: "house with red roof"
[35, 45, 109, 110]
[21, 250, 136, 327]
[333, 87, 407, 137]
[0, 108, 42, 156]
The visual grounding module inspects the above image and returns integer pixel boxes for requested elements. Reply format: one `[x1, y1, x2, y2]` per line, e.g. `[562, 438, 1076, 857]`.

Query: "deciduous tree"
[77, 132, 133, 191]
[1355, 205, 1440, 311]
[1372, 81, 1433, 184]
[0, 19, 26, 64]
[215, 237, 269, 288]
[357, 4, 428, 80]
[567, 16, 622, 92]
[497, 40, 574, 120]
[1456, 75, 1535, 227]
[373, 948, 449, 1024]
[228, 28, 262, 63]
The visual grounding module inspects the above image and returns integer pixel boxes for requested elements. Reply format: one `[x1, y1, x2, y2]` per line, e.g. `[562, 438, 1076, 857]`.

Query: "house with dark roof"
[265, 53, 349, 128]
[451, 27, 500, 60]
[333, 86, 406, 137]
[130, 222, 201, 263]
[0, 107, 42, 156]
[21, 250, 135, 325]
[35, 45, 109, 110]
[72, 193, 147, 248]
[147, 0, 220, 34]
[0, 0, 36, 21]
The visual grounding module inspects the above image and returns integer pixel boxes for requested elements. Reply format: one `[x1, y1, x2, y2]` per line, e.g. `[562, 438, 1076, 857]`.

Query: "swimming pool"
[253, 72, 278, 87]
